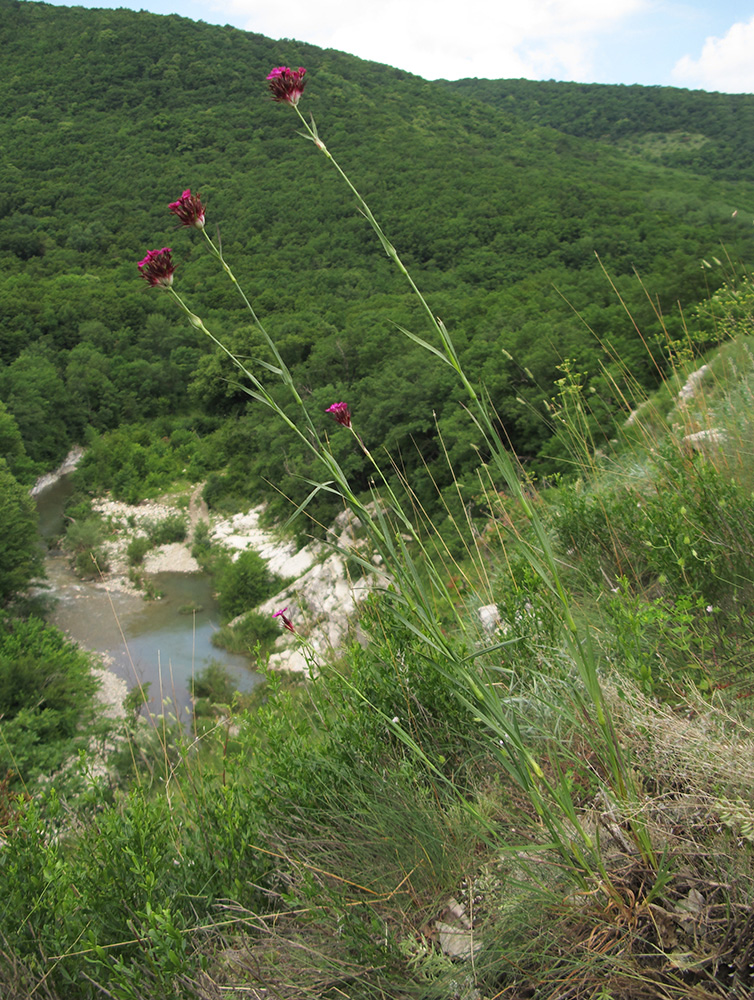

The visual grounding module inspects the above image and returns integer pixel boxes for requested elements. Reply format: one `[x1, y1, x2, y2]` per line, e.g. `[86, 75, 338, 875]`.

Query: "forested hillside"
[443, 77, 754, 181]
[2, 0, 754, 528]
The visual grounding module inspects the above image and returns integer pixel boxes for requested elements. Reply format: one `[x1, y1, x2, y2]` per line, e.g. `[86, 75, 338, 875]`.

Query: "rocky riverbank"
[83, 492, 383, 675]
[31, 446, 86, 496]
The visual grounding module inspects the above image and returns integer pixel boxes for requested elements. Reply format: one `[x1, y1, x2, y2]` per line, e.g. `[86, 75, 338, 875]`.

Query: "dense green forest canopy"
[442, 77, 754, 181]
[3, 0, 754, 526]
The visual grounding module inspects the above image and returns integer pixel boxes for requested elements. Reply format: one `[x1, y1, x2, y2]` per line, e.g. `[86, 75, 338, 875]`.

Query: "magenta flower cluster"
[169, 188, 206, 229]
[140, 68, 309, 282]
[273, 607, 296, 633]
[137, 247, 175, 288]
[266, 66, 307, 106]
[325, 402, 351, 428]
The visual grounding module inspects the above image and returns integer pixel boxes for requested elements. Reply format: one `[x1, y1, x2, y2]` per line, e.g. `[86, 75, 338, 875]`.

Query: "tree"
[0, 350, 76, 465]
[0, 458, 43, 604]
[0, 399, 32, 482]
[216, 549, 278, 621]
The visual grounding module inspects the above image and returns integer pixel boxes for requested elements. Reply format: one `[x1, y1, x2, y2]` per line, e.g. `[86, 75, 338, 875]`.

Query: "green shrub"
[202, 471, 224, 507]
[126, 534, 151, 566]
[191, 661, 239, 721]
[73, 422, 202, 503]
[64, 517, 110, 578]
[216, 549, 280, 621]
[0, 615, 99, 784]
[146, 513, 187, 545]
[554, 449, 754, 603]
[0, 459, 43, 605]
[211, 609, 279, 655]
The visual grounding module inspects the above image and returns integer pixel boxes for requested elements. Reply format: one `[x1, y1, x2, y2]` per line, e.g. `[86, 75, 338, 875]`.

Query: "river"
[36, 476, 262, 719]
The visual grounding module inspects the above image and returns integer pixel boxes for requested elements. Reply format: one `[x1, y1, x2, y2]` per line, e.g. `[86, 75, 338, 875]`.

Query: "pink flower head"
[266, 66, 307, 106]
[168, 188, 206, 229]
[273, 607, 295, 633]
[137, 247, 175, 288]
[325, 402, 351, 428]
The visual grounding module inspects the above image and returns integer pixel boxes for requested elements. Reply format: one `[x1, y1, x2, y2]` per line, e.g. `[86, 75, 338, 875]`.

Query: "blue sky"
[35, 0, 754, 92]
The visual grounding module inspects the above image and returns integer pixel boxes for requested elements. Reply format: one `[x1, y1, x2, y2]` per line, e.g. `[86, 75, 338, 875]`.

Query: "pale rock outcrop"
[236, 505, 388, 674]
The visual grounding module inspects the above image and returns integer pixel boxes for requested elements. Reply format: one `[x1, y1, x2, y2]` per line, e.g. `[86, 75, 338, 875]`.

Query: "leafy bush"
[126, 534, 151, 566]
[73, 422, 202, 504]
[215, 549, 281, 622]
[63, 517, 110, 579]
[211, 609, 279, 656]
[191, 661, 239, 720]
[145, 513, 187, 545]
[0, 615, 99, 784]
[190, 518, 212, 563]
[0, 459, 43, 605]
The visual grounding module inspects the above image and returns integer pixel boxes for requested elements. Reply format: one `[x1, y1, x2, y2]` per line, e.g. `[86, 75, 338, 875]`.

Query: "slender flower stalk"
[140, 247, 606, 869]
[162, 190, 422, 556]
[135, 69, 645, 880]
[271, 68, 593, 673]
[267, 67, 641, 863]
[166, 189, 315, 437]
[274, 82, 477, 401]
[325, 403, 376, 466]
[147, 72, 641, 871]
[146, 274, 376, 564]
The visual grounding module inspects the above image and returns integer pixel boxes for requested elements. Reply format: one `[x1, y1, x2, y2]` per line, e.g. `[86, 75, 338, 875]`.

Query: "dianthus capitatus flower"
[273, 607, 295, 633]
[168, 189, 206, 229]
[137, 247, 175, 288]
[266, 66, 307, 106]
[325, 402, 351, 428]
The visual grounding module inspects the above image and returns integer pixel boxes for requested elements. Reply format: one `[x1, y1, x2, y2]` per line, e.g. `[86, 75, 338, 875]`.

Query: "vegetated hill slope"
[442, 76, 754, 181]
[2, 0, 754, 523]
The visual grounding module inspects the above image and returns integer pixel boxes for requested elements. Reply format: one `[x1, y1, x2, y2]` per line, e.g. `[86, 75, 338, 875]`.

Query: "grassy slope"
[2, 7, 754, 998]
[2, 287, 754, 1000]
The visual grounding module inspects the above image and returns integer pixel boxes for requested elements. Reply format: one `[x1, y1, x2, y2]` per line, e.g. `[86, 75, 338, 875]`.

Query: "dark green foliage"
[126, 534, 151, 566]
[190, 518, 212, 564]
[63, 516, 110, 579]
[0, 458, 43, 605]
[0, 615, 98, 783]
[443, 76, 754, 181]
[0, 349, 75, 466]
[145, 513, 187, 545]
[215, 549, 280, 621]
[72, 421, 204, 503]
[191, 661, 237, 705]
[211, 609, 279, 655]
[2, 0, 754, 524]
[0, 400, 33, 483]
[191, 661, 238, 720]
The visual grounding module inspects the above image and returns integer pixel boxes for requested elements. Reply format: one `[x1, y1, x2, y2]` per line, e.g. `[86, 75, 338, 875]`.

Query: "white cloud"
[672, 16, 754, 94]
[212, 0, 646, 81]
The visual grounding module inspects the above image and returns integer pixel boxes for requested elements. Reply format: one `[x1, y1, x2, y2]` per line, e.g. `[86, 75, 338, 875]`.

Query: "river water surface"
[36, 477, 261, 718]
